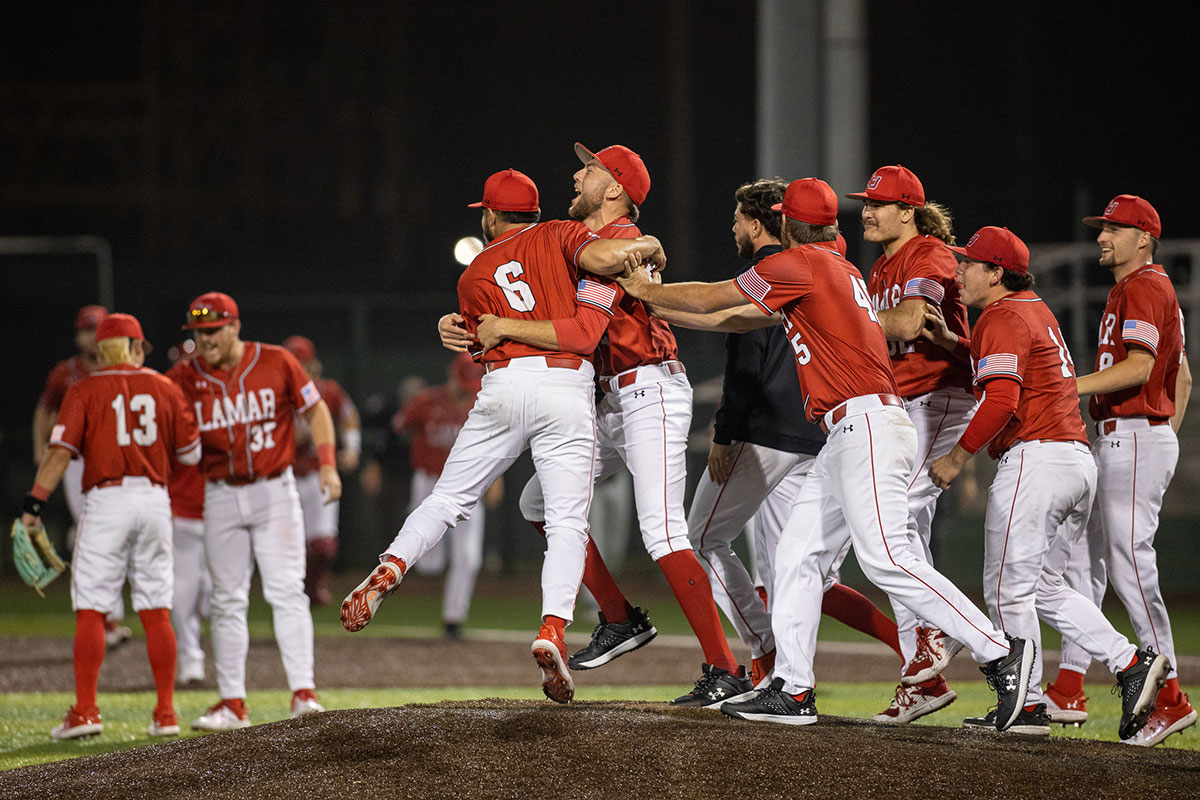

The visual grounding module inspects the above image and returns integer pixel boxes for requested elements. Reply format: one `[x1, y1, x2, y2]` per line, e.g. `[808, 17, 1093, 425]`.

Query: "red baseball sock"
[1161, 677, 1183, 706]
[73, 610, 107, 712]
[821, 583, 902, 660]
[1053, 668, 1085, 696]
[139, 608, 177, 714]
[657, 550, 738, 673]
[532, 521, 632, 624]
[542, 615, 568, 639]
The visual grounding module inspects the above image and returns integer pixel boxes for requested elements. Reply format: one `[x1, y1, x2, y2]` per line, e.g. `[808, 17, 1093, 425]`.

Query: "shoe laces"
[889, 684, 916, 710]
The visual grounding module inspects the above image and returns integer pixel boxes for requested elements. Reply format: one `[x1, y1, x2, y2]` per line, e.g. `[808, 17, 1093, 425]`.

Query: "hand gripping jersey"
[1090, 265, 1185, 421]
[51, 363, 200, 489]
[294, 377, 357, 477]
[970, 291, 1088, 458]
[169, 343, 321, 482]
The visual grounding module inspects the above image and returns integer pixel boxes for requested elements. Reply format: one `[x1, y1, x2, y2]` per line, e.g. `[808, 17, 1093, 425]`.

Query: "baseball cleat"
[901, 626, 964, 686]
[721, 678, 818, 725]
[1115, 648, 1171, 741]
[290, 689, 326, 718]
[176, 657, 206, 686]
[50, 705, 103, 739]
[341, 557, 405, 632]
[980, 635, 1034, 731]
[1043, 681, 1088, 725]
[962, 703, 1051, 735]
[568, 607, 657, 670]
[873, 674, 957, 724]
[1122, 690, 1196, 747]
[531, 624, 575, 704]
[148, 708, 181, 737]
[104, 622, 134, 650]
[192, 698, 251, 731]
[670, 664, 753, 709]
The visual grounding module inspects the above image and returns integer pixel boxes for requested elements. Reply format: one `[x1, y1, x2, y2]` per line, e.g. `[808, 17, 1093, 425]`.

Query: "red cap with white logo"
[1082, 194, 1161, 238]
[844, 165, 925, 207]
[948, 226, 1030, 274]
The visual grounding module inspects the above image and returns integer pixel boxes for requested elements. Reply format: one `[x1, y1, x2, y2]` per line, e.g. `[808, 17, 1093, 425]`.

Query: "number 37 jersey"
[169, 343, 320, 482]
[52, 363, 200, 492]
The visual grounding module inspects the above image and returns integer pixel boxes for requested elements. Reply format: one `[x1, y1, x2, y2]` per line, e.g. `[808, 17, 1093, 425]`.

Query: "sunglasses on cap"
[188, 307, 233, 325]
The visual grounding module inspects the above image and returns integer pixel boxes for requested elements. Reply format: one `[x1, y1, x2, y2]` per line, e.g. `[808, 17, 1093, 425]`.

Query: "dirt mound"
[3, 700, 1198, 800]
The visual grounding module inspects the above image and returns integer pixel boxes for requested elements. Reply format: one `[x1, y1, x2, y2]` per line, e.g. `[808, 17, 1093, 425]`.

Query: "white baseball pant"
[383, 357, 597, 622]
[409, 468, 485, 625]
[297, 471, 340, 541]
[171, 515, 210, 669]
[204, 467, 314, 698]
[1057, 509, 1108, 675]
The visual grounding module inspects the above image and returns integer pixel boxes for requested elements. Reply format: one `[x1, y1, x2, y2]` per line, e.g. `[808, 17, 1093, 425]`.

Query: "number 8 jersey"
[169, 343, 319, 482]
[52, 363, 200, 491]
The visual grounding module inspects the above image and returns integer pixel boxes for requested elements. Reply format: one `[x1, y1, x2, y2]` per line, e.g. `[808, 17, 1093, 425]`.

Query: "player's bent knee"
[518, 479, 546, 523]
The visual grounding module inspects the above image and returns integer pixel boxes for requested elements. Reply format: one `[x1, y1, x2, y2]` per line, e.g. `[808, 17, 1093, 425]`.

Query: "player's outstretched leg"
[531, 617, 575, 704]
[341, 556, 406, 632]
[568, 606, 657, 670]
[1116, 648, 1171, 741]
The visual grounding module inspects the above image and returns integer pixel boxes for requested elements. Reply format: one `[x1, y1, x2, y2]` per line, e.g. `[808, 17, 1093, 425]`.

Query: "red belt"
[601, 360, 686, 393]
[95, 477, 165, 490]
[1097, 417, 1170, 436]
[224, 467, 287, 486]
[484, 356, 585, 374]
[820, 394, 903, 434]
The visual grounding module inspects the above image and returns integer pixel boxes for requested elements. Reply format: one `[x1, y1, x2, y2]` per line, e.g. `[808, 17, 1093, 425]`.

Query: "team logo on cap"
[966, 233, 980, 247]
[1105, 199, 1120, 215]
[867, 174, 882, 190]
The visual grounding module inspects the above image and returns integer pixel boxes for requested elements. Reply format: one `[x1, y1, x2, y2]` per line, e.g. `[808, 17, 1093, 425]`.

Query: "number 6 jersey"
[169, 343, 319, 482]
[52, 363, 200, 491]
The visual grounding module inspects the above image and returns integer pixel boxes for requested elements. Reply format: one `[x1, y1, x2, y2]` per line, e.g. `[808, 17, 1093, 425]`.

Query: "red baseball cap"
[1082, 194, 1161, 238]
[75, 305, 108, 331]
[183, 291, 239, 330]
[770, 178, 839, 226]
[451, 351, 484, 393]
[844, 164, 925, 207]
[283, 335, 317, 363]
[574, 142, 651, 207]
[96, 312, 145, 343]
[467, 169, 539, 212]
[948, 226, 1030, 274]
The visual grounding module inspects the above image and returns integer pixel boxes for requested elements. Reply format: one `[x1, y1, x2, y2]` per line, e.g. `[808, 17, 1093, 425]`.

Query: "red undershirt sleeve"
[959, 377, 1020, 454]
[552, 309, 610, 355]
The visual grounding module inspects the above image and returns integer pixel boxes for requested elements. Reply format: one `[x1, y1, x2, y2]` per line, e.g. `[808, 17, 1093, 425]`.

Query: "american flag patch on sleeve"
[736, 267, 773, 307]
[975, 353, 1021, 383]
[300, 380, 320, 409]
[576, 279, 618, 314]
[1122, 319, 1160, 353]
[902, 277, 945, 303]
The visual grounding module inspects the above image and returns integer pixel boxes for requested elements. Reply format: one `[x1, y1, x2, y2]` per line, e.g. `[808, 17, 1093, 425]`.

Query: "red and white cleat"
[50, 705, 103, 739]
[531, 624, 575, 704]
[901, 626, 964, 686]
[874, 674, 957, 724]
[341, 557, 405, 632]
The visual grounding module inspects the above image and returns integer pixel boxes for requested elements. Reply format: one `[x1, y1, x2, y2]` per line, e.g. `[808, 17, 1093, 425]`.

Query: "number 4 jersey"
[970, 290, 1088, 458]
[52, 363, 200, 490]
[169, 343, 320, 482]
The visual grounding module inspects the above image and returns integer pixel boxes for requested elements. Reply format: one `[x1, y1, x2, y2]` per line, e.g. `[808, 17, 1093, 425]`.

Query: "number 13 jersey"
[52, 363, 200, 491]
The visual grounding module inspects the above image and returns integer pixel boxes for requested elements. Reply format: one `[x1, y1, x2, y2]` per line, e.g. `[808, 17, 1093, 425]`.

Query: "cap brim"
[1081, 216, 1108, 229]
[844, 191, 872, 201]
[770, 202, 784, 212]
[574, 142, 599, 166]
[181, 320, 234, 331]
[467, 201, 485, 208]
[946, 245, 969, 257]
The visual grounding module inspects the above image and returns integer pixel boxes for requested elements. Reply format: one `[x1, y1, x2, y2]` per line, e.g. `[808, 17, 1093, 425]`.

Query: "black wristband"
[22, 494, 45, 517]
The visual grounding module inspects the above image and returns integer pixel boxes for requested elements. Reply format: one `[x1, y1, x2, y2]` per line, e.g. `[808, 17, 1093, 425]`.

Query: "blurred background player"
[1048, 196, 1195, 745]
[166, 339, 210, 685]
[396, 352, 501, 638]
[24, 313, 200, 739]
[283, 335, 362, 607]
[173, 291, 340, 730]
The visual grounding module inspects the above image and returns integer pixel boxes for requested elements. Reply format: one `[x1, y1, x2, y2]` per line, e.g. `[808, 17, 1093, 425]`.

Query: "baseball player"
[341, 168, 668, 704]
[34, 304, 133, 648]
[846, 165, 975, 720]
[283, 335, 362, 607]
[397, 352, 500, 638]
[24, 313, 200, 739]
[166, 339, 209, 685]
[171, 291, 341, 730]
[460, 144, 752, 705]
[617, 177, 1034, 730]
[925, 225, 1169, 739]
[1046, 196, 1194, 745]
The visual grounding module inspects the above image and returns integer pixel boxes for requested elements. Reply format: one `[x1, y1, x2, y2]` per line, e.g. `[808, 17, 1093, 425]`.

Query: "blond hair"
[98, 337, 133, 366]
[909, 201, 955, 245]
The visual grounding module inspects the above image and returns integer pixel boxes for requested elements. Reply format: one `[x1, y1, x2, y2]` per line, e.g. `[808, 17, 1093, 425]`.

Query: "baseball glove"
[11, 519, 67, 596]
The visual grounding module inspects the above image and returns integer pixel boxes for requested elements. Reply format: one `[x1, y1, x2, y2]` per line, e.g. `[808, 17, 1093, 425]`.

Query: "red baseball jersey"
[735, 243, 897, 421]
[593, 217, 680, 375]
[1090, 265, 1185, 421]
[867, 235, 973, 397]
[395, 384, 473, 475]
[971, 291, 1088, 458]
[169, 342, 321, 482]
[294, 377, 357, 476]
[50, 364, 200, 492]
[38, 355, 94, 411]
[169, 462, 205, 519]
[459, 220, 614, 364]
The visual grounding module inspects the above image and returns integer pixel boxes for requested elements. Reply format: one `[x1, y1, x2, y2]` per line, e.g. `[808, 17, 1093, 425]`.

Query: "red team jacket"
[39, 355, 94, 412]
[1090, 265, 1184, 422]
[169, 343, 321, 482]
[294, 377, 357, 477]
[970, 291, 1088, 458]
[867, 235, 973, 397]
[395, 384, 475, 475]
[50, 363, 200, 491]
[735, 242, 897, 421]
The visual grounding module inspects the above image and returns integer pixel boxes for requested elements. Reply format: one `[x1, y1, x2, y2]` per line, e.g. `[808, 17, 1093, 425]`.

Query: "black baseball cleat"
[962, 703, 1051, 735]
[721, 678, 818, 725]
[568, 607, 657, 670]
[980, 635, 1034, 731]
[670, 664, 753, 709]
[1115, 648, 1171, 740]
